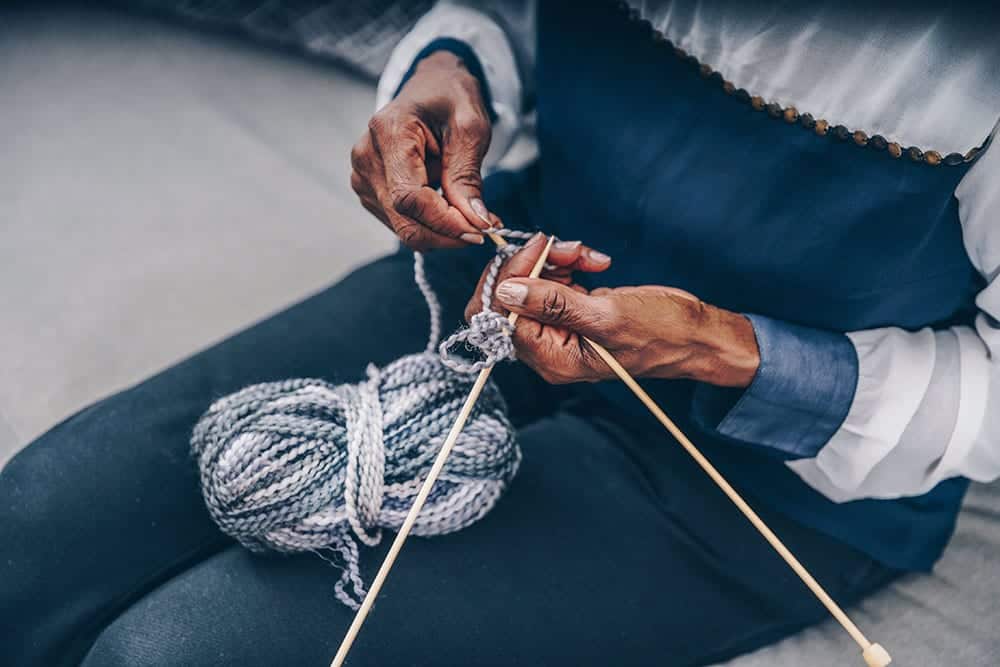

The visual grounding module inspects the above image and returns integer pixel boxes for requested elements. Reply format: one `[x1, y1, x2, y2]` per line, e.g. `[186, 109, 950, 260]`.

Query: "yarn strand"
[330, 235, 556, 667]
[191, 233, 536, 611]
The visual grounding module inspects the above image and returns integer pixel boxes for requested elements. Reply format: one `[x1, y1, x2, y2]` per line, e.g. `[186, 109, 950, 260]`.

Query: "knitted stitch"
[191, 229, 534, 608]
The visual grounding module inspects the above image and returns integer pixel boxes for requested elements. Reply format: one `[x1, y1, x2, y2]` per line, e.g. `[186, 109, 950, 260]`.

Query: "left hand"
[465, 234, 760, 387]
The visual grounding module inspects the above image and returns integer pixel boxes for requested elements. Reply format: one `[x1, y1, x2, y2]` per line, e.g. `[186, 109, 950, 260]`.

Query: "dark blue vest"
[523, 1, 984, 571]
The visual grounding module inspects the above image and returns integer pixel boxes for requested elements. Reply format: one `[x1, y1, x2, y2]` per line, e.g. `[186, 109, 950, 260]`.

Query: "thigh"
[0, 248, 552, 667]
[82, 408, 895, 667]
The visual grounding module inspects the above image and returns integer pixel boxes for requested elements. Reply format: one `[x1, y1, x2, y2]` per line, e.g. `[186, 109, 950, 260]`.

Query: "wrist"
[406, 51, 484, 106]
[685, 307, 760, 388]
[413, 50, 466, 77]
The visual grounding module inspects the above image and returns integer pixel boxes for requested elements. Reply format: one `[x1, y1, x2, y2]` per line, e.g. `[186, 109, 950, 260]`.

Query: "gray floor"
[0, 3, 393, 464]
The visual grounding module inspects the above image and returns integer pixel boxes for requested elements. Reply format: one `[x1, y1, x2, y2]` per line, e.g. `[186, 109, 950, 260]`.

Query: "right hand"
[351, 50, 495, 250]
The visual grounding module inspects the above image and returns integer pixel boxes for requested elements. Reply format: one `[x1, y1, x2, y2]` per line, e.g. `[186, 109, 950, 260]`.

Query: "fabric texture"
[190, 230, 536, 608]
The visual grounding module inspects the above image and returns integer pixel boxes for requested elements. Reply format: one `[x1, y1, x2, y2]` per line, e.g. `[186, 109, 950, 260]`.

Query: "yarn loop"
[192, 229, 535, 608]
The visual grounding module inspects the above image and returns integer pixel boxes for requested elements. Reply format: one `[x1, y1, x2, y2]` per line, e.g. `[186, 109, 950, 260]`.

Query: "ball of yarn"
[191, 353, 520, 608]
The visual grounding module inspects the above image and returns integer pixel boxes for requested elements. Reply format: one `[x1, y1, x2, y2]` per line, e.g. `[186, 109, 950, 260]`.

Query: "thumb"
[495, 278, 612, 336]
[441, 113, 492, 230]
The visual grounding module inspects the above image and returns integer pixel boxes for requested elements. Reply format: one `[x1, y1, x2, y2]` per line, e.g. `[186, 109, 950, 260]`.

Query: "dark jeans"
[0, 248, 898, 666]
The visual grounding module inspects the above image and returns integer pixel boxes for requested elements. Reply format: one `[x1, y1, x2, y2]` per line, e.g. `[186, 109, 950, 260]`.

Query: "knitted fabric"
[191, 229, 534, 608]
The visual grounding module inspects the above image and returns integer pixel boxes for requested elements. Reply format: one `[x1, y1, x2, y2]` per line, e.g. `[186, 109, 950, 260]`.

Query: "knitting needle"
[486, 232, 890, 667]
[330, 235, 556, 667]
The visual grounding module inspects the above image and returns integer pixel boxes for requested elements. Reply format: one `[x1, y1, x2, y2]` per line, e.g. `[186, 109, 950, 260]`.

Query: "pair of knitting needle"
[331, 233, 890, 667]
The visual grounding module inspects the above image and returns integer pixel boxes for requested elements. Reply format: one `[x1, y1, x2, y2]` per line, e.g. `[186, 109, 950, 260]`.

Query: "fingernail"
[554, 240, 581, 251]
[588, 249, 612, 263]
[526, 232, 545, 247]
[496, 281, 528, 306]
[469, 198, 490, 225]
[460, 232, 484, 245]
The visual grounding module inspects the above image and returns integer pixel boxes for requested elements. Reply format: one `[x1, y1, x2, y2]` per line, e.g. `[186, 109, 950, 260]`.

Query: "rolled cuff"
[692, 314, 858, 459]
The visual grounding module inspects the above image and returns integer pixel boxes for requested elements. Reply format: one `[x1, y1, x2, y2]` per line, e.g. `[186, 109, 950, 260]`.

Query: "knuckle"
[596, 299, 625, 336]
[396, 222, 427, 249]
[391, 188, 424, 219]
[453, 110, 489, 138]
[349, 170, 365, 195]
[367, 110, 392, 136]
[349, 142, 366, 170]
[447, 164, 482, 189]
[541, 289, 570, 324]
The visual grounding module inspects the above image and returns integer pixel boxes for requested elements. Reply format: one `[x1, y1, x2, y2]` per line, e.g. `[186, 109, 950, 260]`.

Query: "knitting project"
[191, 229, 535, 608]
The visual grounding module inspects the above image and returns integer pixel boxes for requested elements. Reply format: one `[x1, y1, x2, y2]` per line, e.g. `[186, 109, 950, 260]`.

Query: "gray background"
[1, 2, 393, 464]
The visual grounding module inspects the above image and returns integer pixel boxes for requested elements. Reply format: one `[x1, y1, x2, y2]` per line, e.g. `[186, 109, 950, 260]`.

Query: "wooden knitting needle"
[330, 235, 556, 667]
[485, 232, 890, 667]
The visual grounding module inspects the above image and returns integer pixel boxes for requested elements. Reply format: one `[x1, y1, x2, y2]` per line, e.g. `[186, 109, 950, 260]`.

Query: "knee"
[0, 437, 92, 664]
[82, 619, 173, 667]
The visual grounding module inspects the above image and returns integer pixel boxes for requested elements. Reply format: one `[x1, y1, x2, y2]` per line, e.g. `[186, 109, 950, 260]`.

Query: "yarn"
[191, 229, 536, 608]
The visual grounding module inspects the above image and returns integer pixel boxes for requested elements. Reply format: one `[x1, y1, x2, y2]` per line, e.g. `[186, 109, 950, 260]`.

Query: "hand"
[351, 51, 494, 250]
[466, 236, 760, 387]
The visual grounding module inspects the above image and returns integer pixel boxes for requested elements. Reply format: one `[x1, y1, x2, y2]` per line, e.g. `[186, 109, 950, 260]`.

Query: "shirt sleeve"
[786, 130, 1000, 502]
[375, 0, 536, 170]
[694, 128, 1000, 502]
[691, 315, 858, 460]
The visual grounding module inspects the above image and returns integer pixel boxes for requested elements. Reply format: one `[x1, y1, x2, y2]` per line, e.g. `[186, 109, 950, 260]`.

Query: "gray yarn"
[438, 228, 536, 372]
[191, 229, 533, 608]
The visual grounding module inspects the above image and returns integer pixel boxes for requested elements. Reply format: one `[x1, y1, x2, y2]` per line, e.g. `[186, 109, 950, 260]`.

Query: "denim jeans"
[0, 246, 898, 666]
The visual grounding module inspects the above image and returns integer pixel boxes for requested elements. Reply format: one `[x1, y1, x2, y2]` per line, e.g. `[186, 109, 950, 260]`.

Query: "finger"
[360, 149, 472, 250]
[368, 110, 484, 244]
[363, 175, 466, 249]
[546, 240, 613, 272]
[494, 276, 615, 338]
[495, 232, 549, 282]
[440, 109, 492, 230]
[464, 232, 546, 322]
[511, 322, 600, 385]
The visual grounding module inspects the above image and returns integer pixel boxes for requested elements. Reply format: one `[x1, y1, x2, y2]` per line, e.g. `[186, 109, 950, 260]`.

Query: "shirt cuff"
[691, 314, 859, 459]
[375, 3, 523, 170]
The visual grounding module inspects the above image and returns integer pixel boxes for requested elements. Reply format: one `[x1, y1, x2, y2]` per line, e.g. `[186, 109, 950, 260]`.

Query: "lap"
[1, 232, 894, 665]
[83, 407, 892, 666]
[0, 248, 556, 666]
